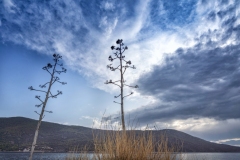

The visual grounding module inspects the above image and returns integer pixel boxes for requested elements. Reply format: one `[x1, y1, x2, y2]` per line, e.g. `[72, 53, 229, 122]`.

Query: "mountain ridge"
[0, 117, 240, 152]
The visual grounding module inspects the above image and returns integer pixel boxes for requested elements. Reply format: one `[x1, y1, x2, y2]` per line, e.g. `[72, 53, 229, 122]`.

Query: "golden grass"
[68, 129, 182, 160]
[92, 130, 180, 160]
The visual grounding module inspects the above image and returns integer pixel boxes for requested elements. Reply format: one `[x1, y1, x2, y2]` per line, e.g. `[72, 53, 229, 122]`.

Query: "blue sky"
[1, 0, 240, 146]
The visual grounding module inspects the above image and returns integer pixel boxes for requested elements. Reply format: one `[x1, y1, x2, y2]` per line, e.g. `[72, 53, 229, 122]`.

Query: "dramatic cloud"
[124, 0, 240, 141]
[1, 0, 240, 143]
[136, 44, 240, 121]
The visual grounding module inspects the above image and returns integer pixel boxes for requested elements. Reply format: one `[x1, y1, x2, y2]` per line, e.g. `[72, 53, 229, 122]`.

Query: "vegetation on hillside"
[1, 117, 240, 153]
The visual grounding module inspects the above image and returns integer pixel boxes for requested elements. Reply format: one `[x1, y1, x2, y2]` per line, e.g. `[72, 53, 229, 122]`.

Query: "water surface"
[0, 152, 240, 160]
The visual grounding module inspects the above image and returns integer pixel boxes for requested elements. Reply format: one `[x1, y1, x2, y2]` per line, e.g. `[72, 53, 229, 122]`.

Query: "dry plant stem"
[119, 43, 125, 131]
[105, 39, 138, 131]
[29, 61, 57, 160]
[28, 54, 66, 160]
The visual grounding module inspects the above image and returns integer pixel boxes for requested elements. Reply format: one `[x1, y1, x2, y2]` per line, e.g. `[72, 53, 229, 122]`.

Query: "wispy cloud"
[2, 0, 17, 13]
[0, 0, 201, 92]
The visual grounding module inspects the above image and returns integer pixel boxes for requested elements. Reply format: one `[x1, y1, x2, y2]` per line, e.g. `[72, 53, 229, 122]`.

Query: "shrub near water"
[92, 129, 180, 160]
[68, 129, 181, 160]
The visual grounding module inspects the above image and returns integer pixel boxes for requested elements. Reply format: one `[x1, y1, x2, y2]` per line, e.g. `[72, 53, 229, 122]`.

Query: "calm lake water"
[0, 152, 240, 160]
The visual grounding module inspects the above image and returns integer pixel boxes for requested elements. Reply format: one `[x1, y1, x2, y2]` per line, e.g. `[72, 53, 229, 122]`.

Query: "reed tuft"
[67, 125, 182, 160]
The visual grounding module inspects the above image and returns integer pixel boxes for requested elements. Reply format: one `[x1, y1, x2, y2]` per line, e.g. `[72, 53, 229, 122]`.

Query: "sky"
[0, 0, 240, 146]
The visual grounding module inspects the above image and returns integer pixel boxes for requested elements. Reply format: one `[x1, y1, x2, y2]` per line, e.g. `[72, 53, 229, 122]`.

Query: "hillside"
[0, 117, 240, 152]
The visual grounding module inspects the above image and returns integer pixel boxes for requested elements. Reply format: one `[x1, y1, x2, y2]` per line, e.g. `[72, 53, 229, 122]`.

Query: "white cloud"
[99, 16, 118, 37]
[101, 1, 115, 10]
[81, 115, 122, 130]
[213, 138, 240, 144]
[169, 118, 218, 131]
[3, 0, 17, 13]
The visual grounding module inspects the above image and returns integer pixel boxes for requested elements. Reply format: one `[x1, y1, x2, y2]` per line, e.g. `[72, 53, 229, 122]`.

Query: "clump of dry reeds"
[92, 129, 180, 160]
[67, 129, 181, 160]
[67, 122, 182, 160]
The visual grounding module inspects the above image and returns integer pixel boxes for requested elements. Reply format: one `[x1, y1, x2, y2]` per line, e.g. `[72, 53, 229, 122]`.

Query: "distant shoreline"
[0, 151, 95, 153]
[1, 151, 240, 153]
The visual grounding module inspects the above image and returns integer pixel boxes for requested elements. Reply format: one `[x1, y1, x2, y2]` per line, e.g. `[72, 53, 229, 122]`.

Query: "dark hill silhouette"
[0, 117, 240, 152]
